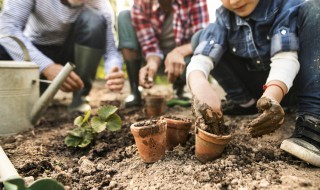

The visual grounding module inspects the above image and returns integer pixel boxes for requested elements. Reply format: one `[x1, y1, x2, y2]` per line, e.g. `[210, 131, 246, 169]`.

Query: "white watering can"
[0, 36, 75, 136]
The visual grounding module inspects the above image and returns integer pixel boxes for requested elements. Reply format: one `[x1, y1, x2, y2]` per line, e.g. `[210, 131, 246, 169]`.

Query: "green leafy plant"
[64, 105, 122, 148]
[3, 178, 64, 190]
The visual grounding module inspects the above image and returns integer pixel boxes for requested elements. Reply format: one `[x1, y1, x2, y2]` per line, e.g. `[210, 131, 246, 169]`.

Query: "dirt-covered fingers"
[248, 112, 284, 137]
[139, 66, 154, 89]
[256, 97, 273, 111]
[250, 123, 283, 137]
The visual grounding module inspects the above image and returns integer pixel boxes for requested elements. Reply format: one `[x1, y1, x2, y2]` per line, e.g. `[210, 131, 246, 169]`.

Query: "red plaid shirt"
[131, 0, 209, 59]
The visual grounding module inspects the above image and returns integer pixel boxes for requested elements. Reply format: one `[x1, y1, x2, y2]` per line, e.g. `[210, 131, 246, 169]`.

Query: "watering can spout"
[30, 62, 75, 124]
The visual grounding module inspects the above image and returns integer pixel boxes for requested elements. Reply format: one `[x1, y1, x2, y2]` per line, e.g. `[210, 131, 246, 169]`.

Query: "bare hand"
[42, 63, 84, 92]
[248, 97, 284, 137]
[165, 49, 186, 83]
[105, 66, 125, 91]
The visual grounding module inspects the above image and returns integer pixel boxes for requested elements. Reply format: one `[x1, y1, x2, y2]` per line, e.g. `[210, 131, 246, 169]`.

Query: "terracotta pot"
[145, 95, 166, 117]
[130, 119, 167, 163]
[195, 127, 232, 163]
[161, 116, 192, 150]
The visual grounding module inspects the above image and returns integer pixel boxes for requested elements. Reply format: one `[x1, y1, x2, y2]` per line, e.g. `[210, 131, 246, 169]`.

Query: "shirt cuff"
[146, 52, 164, 60]
[104, 57, 123, 74]
[186, 54, 214, 88]
[266, 51, 300, 91]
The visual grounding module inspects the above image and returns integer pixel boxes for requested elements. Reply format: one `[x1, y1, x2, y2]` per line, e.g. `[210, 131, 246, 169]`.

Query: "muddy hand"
[192, 97, 224, 135]
[248, 97, 284, 137]
[139, 65, 155, 89]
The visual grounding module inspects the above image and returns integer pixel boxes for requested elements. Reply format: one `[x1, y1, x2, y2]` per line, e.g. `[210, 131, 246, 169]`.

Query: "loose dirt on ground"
[1, 80, 319, 190]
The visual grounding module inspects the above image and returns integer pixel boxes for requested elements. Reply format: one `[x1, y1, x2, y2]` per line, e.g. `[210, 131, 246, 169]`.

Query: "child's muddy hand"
[192, 96, 224, 135]
[248, 97, 284, 137]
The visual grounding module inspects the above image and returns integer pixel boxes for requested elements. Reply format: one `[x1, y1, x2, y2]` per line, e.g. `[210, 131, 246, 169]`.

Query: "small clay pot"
[195, 127, 232, 163]
[161, 116, 192, 150]
[130, 119, 167, 163]
[145, 95, 166, 117]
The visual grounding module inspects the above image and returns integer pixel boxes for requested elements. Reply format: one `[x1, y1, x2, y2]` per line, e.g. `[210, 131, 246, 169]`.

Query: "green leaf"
[106, 114, 122, 132]
[74, 116, 84, 127]
[78, 132, 94, 148]
[28, 179, 64, 190]
[91, 116, 107, 133]
[67, 126, 86, 137]
[64, 135, 83, 147]
[97, 106, 118, 121]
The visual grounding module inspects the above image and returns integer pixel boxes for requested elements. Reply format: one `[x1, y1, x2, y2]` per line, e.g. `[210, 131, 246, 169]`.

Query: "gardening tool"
[0, 36, 75, 136]
[0, 146, 64, 190]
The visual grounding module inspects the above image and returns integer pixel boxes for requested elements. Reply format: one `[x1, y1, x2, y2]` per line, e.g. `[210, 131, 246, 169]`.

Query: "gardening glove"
[248, 97, 285, 137]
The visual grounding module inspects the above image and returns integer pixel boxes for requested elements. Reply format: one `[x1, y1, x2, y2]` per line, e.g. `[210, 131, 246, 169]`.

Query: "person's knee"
[118, 10, 131, 25]
[77, 7, 107, 36]
[118, 10, 140, 51]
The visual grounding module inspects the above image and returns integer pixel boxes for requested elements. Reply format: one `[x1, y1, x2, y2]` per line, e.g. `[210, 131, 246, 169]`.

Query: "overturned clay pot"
[161, 116, 192, 151]
[130, 119, 167, 163]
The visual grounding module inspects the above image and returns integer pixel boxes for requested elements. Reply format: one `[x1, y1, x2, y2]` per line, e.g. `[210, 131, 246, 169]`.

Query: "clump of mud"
[192, 98, 231, 136]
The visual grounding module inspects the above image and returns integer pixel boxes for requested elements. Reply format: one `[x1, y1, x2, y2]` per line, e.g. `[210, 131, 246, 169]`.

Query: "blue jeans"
[210, 0, 320, 118]
[0, 7, 106, 95]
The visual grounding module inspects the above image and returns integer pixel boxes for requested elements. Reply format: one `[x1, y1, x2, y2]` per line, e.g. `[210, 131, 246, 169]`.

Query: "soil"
[1, 80, 320, 190]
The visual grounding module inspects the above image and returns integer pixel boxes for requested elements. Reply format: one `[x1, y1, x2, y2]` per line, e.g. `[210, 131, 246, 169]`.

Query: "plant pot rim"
[130, 120, 167, 133]
[145, 95, 165, 101]
[161, 117, 192, 130]
[195, 127, 232, 144]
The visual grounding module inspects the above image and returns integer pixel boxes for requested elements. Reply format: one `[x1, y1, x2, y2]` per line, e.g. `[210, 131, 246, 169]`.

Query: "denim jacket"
[194, 0, 305, 71]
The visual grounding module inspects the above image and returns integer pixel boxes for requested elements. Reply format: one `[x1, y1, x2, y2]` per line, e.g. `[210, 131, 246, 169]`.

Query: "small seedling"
[64, 105, 122, 148]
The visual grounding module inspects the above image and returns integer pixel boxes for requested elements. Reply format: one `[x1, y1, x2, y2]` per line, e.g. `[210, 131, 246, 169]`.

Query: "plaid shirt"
[131, 0, 209, 59]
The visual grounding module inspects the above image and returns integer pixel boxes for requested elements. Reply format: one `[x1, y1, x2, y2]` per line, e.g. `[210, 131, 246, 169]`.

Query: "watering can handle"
[0, 35, 31, 61]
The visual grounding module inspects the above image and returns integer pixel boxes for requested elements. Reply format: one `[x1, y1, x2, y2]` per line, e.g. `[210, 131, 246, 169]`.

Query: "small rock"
[109, 181, 117, 188]
[259, 179, 269, 188]
[96, 163, 105, 171]
[183, 165, 193, 175]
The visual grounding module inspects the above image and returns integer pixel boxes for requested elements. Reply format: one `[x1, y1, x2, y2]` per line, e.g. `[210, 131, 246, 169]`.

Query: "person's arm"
[88, 0, 123, 74]
[187, 53, 220, 111]
[165, 44, 192, 82]
[165, 0, 209, 83]
[139, 55, 161, 89]
[131, 0, 163, 59]
[248, 52, 300, 137]
[88, 0, 124, 91]
[263, 51, 300, 102]
[0, 0, 54, 72]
